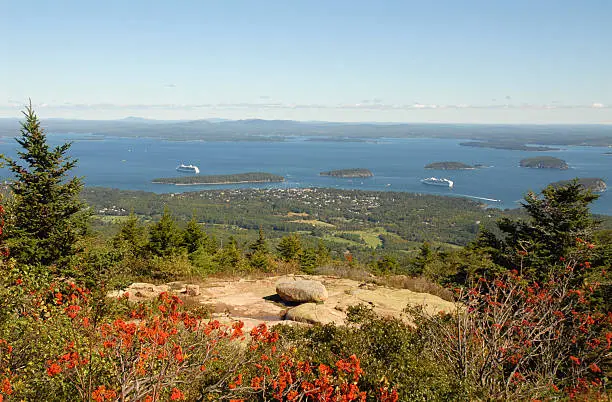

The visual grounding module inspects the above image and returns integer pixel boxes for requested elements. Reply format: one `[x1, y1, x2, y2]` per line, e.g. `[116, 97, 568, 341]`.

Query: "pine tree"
[148, 207, 183, 257]
[2, 103, 88, 266]
[183, 216, 207, 254]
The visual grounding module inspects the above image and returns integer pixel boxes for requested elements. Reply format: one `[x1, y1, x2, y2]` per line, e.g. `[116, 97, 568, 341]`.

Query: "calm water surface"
[0, 135, 610, 214]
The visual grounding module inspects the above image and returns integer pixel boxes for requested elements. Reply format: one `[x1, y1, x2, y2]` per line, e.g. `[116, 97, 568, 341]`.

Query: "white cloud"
[2, 101, 611, 115]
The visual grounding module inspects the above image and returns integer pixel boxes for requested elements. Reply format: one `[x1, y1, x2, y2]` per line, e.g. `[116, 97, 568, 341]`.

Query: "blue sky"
[1, 0, 611, 123]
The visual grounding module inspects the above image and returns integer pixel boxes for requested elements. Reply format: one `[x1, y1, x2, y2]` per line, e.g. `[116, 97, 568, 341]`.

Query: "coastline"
[152, 179, 285, 186]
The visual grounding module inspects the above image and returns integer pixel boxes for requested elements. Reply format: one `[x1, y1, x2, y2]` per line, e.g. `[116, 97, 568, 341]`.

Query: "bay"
[0, 134, 610, 214]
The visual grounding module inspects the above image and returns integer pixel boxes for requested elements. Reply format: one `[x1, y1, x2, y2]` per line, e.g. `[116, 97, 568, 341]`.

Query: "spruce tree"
[183, 216, 207, 254]
[277, 234, 302, 261]
[478, 181, 600, 280]
[112, 211, 147, 257]
[2, 104, 87, 266]
[249, 227, 268, 255]
[148, 207, 183, 257]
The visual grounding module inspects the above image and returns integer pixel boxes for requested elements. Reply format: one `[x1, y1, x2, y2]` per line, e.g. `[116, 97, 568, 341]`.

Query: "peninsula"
[550, 178, 607, 193]
[152, 172, 285, 185]
[519, 156, 568, 170]
[319, 168, 374, 178]
[425, 161, 475, 170]
[460, 141, 560, 151]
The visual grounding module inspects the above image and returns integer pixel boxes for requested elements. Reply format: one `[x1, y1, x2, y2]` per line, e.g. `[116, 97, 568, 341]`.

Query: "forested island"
[460, 141, 559, 151]
[519, 156, 569, 169]
[550, 178, 607, 192]
[425, 161, 475, 170]
[152, 172, 285, 185]
[320, 168, 374, 178]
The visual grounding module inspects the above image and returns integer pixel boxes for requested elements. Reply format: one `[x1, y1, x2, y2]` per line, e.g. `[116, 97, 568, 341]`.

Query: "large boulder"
[285, 303, 345, 325]
[276, 279, 328, 303]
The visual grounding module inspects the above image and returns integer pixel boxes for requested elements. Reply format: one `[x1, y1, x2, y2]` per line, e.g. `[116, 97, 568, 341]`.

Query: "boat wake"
[456, 194, 501, 202]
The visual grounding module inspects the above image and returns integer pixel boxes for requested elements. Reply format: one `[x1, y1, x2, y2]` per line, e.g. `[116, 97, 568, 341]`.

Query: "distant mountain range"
[0, 118, 610, 146]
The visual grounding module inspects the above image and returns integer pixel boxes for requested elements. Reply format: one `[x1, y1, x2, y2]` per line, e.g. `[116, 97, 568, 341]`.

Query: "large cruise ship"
[176, 164, 200, 174]
[421, 177, 453, 188]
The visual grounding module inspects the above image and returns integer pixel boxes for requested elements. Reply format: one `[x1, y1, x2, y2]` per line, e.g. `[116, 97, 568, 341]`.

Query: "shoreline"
[152, 179, 285, 186]
[425, 167, 476, 171]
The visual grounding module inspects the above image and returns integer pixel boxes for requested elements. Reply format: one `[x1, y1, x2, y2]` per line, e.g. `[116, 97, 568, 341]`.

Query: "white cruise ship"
[176, 164, 200, 174]
[421, 177, 453, 188]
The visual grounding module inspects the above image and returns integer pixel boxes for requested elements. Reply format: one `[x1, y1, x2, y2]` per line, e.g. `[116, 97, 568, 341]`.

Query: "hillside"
[2, 118, 611, 146]
[1, 107, 610, 402]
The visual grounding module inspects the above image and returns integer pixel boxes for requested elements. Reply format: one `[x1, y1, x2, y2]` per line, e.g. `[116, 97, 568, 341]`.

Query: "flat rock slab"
[276, 279, 328, 303]
[285, 303, 345, 325]
[108, 275, 456, 329]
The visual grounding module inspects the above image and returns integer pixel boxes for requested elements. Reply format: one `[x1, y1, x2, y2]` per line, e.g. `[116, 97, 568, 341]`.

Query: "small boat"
[421, 177, 453, 188]
[176, 164, 200, 174]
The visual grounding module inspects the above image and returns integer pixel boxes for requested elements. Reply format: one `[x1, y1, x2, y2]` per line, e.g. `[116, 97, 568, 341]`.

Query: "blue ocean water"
[0, 134, 610, 214]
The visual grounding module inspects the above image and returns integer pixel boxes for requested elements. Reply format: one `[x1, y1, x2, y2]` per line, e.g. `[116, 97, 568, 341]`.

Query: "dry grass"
[286, 212, 309, 217]
[375, 275, 455, 302]
[314, 265, 454, 302]
[314, 264, 375, 282]
[288, 219, 335, 228]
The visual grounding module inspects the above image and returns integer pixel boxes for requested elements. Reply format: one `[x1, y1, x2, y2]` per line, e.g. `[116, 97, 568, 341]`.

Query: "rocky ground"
[109, 275, 456, 331]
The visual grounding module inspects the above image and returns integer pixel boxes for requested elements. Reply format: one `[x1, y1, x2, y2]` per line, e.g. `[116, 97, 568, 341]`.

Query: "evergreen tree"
[148, 207, 183, 257]
[112, 211, 147, 255]
[248, 227, 272, 271]
[299, 248, 318, 274]
[249, 227, 268, 255]
[315, 240, 331, 266]
[203, 233, 219, 254]
[250, 249, 272, 272]
[411, 241, 434, 275]
[214, 236, 242, 271]
[183, 216, 207, 254]
[478, 182, 600, 280]
[2, 104, 88, 266]
[277, 234, 302, 261]
[375, 255, 398, 273]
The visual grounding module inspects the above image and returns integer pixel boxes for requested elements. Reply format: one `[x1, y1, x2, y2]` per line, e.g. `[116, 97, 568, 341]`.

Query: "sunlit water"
[0, 134, 610, 214]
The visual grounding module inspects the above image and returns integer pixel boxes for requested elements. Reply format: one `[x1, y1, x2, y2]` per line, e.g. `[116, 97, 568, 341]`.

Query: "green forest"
[0, 108, 610, 401]
[319, 168, 374, 177]
[152, 172, 285, 185]
[520, 156, 569, 169]
[424, 161, 475, 170]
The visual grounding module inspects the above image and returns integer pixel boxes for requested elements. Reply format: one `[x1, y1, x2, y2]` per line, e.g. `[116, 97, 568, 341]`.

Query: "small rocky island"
[550, 178, 607, 192]
[320, 168, 374, 178]
[425, 161, 475, 170]
[152, 172, 285, 185]
[519, 156, 569, 170]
